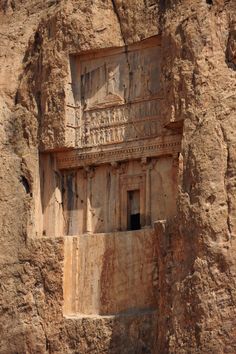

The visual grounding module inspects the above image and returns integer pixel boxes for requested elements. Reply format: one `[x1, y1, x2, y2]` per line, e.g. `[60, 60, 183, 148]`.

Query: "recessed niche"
[35, 36, 182, 319]
[65, 36, 163, 148]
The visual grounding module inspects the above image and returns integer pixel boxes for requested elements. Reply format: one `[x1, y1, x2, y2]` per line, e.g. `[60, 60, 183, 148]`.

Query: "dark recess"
[20, 175, 31, 195]
[226, 30, 236, 70]
[130, 213, 141, 230]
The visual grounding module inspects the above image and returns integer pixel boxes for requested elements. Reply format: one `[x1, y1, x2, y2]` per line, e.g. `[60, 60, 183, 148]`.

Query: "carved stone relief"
[80, 100, 162, 146]
[66, 36, 163, 148]
[55, 134, 182, 169]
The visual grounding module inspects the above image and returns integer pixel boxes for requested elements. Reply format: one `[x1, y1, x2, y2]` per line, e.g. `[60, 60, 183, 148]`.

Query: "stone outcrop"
[157, 1, 236, 353]
[0, 1, 236, 354]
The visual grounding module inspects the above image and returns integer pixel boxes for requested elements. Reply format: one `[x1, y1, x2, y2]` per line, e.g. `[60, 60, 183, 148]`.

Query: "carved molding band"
[56, 134, 182, 169]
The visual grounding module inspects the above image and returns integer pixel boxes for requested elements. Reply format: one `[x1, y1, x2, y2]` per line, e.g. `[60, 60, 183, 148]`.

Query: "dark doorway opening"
[130, 213, 141, 230]
[127, 190, 141, 230]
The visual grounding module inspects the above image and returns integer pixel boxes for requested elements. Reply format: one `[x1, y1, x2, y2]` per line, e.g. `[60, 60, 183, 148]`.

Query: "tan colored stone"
[1, 1, 236, 353]
[63, 230, 157, 316]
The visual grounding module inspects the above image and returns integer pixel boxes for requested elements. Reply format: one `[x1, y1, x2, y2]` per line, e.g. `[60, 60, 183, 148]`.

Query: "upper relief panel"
[66, 36, 164, 148]
[79, 38, 161, 109]
[14, 0, 161, 152]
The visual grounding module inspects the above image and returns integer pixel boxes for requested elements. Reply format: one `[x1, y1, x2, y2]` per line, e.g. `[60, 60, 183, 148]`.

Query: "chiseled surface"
[64, 311, 157, 354]
[1, 1, 236, 354]
[63, 229, 158, 315]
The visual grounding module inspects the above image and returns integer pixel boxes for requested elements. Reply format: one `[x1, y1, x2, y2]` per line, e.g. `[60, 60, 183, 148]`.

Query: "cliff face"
[157, 1, 236, 353]
[0, 1, 236, 353]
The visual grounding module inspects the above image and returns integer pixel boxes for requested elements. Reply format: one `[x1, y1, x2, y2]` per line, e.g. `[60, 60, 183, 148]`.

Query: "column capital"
[141, 157, 154, 171]
[172, 152, 180, 168]
[117, 163, 126, 175]
[110, 161, 121, 175]
[111, 161, 119, 168]
[84, 166, 95, 178]
[141, 157, 148, 166]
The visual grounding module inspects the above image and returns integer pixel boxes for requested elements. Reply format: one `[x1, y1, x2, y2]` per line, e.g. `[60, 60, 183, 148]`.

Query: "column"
[84, 166, 94, 234]
[111, 162, 120, 231]
[141, 157, 152, 228]
[173, 152, 183, 185]
[145, 164, 151, 227]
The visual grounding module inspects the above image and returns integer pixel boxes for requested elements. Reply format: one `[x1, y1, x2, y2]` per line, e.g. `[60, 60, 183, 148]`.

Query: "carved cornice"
[55, 134, 182, 170]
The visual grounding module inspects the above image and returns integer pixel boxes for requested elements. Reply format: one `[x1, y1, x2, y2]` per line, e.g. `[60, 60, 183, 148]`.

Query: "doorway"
[127, 190, 141, 230]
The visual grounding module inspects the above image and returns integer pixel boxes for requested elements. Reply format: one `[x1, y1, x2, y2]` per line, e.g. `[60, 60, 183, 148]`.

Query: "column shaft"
[145, 166, 151, 227]
[85, 168, 93, 234]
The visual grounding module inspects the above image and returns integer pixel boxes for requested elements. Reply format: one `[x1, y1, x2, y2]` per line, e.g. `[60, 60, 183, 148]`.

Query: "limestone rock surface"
[0, 1, 236, 354]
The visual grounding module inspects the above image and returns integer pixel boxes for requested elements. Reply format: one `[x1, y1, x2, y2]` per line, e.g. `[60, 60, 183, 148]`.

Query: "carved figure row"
[80, 120, 159, 146]
[82, 100, 160, 129]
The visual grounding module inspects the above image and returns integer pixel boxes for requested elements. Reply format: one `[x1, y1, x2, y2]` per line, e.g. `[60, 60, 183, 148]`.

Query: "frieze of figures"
[82, 99, 161, 129]
[80, 118, 160, 146]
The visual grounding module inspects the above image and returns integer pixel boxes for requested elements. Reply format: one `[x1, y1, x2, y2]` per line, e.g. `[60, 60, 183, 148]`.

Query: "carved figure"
[110, 128, 114, 142]
[107, 66, 117, 95]
[91, 112, 97, 127]
[94, 130, 99, 145]
[100, 129, 105, 144]
[105, 129, 109, 142]
[111, 110, 115, 123]
[90, 131, 95, 145]
[114, 127, 119, 141]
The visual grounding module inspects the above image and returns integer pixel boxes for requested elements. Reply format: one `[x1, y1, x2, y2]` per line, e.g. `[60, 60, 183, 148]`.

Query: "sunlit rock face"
[1, 1, 236, 353]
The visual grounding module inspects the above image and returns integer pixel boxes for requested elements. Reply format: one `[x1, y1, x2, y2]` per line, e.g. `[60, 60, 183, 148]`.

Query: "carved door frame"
[120, 173, 146, 231]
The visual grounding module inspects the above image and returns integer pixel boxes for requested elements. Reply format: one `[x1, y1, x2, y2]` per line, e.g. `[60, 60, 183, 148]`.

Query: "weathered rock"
[0, 1, 236, 354]
[156, 1, 236, 353]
